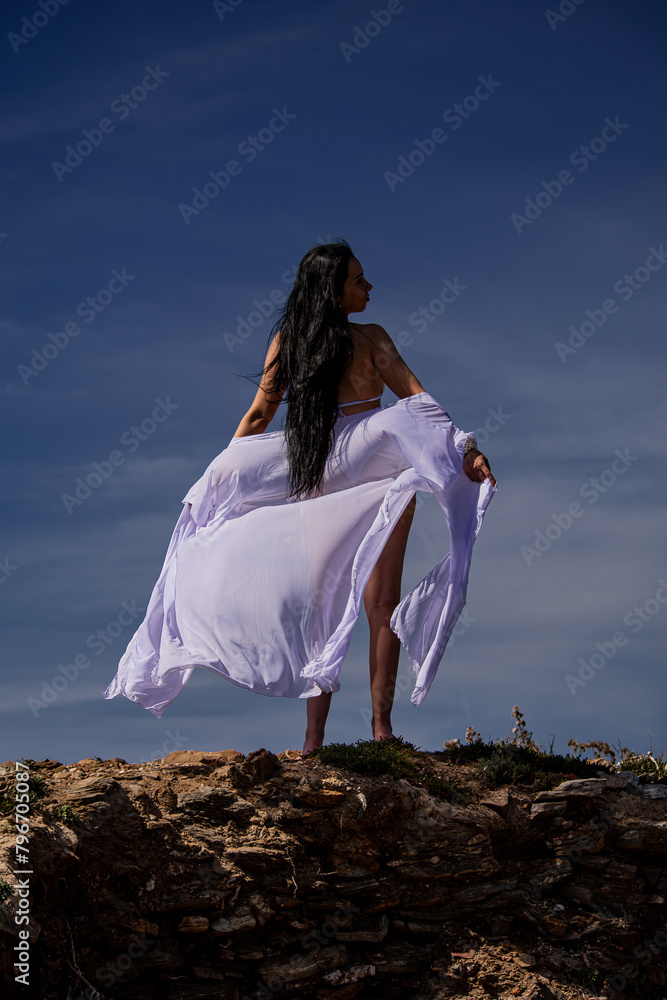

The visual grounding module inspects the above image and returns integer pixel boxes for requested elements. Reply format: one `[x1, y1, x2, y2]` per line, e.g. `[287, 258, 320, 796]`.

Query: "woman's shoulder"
[349, 321, 383, 331]
[349, 321, 389, 345]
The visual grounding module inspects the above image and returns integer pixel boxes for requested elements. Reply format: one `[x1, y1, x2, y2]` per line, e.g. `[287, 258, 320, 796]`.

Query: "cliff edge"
[1, 743, 666, 999]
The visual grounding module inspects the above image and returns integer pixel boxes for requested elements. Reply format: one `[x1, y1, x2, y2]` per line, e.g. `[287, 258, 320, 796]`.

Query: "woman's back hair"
[252, 239, 355, 500]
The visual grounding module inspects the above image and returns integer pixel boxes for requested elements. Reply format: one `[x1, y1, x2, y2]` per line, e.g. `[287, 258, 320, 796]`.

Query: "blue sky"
[2, 0, 666, 765]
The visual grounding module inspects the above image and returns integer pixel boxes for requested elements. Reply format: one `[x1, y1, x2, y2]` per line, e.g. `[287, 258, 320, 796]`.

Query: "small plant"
[582, 967, 603, 988]
[29, 774, 48, 798]
[442, 706, 610, 786]
[0, 878, 12, 904]
[508, 705, 542, 752]
[421, 772, 470, 806]
[472, 743, 588, 788]
[619, 750, 667, 782]
[56, 804, 77, 824]
[567, 738, 667, 783]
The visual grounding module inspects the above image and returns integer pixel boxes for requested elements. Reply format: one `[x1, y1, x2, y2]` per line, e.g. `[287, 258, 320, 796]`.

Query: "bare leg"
[300, 493, 416, 753]
[363, 494, 416, 740]
[302, 691, 332, 754]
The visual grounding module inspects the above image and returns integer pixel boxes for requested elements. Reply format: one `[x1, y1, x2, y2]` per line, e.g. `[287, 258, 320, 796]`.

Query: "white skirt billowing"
[102, 392, 496, 718]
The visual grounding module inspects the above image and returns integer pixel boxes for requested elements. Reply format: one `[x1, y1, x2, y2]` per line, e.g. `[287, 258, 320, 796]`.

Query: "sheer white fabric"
[102, 392, 496, 718]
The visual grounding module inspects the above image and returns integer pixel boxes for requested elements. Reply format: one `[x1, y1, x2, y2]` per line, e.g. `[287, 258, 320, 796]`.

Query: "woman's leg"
[301, 492, 416, 753]
[302, 691, 332, 754]
[363, 493, 416, 739]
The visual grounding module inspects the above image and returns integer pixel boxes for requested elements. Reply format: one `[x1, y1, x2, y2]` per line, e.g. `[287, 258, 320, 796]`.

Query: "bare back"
[238, 321, 425, 434]
[339, 323, 425, 410]
[338, 323, 386, 406]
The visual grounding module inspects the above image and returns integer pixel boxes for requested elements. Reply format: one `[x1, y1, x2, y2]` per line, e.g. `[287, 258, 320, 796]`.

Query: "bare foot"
[372, 717, 394, 741]
[301, 732, 324, 756]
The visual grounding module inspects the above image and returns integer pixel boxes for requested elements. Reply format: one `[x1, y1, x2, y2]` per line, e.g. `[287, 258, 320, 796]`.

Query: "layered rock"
[1, 748, 666, 999]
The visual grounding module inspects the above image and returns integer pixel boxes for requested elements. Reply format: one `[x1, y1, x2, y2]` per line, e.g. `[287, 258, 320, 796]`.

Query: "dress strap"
[339, 394, 382, 408]
[337, 391, 383, 416]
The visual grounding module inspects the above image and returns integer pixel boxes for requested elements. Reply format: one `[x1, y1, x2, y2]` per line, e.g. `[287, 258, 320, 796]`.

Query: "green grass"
[310, 737, 469, 803]
[443, 740, 610, 787]
[312, 736, 421, 778]
[55, 804, 78, 824]
[0, 878, 12, 904]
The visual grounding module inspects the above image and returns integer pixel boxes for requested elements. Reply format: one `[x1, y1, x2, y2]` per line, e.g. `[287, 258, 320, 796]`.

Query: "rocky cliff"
[1, 744, 666, 1000]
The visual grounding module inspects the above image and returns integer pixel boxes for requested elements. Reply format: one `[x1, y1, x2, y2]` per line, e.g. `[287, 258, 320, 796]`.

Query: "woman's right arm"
[233, 331, 287, 437]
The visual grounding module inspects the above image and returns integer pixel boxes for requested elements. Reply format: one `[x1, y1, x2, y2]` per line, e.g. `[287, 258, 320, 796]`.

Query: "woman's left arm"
[233, 332, 288, 438]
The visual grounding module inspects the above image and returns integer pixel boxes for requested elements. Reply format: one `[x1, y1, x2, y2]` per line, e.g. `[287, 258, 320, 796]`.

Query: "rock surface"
[1, 748, 667, 999]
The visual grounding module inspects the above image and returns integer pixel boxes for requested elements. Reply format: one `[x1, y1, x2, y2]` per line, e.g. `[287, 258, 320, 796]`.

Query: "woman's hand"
[463, 448, 497, 487]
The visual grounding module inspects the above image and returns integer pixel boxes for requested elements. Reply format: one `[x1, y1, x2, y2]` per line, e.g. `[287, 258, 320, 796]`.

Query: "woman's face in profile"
[337, 257, 373, 315]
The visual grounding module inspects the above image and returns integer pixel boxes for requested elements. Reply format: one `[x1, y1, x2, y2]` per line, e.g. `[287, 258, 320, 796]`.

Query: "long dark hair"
[258, 240, 356, 500]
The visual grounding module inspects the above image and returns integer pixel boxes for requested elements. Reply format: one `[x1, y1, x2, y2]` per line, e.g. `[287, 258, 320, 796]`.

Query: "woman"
[103, 241, 496, 755]
[231, 241, 495, 753]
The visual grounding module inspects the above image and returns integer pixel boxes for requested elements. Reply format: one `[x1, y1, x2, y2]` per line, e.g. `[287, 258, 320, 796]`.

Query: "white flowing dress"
[102, 392, 496, 718]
